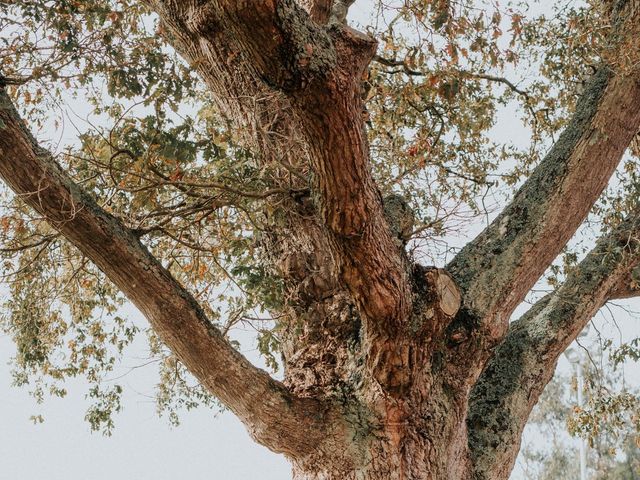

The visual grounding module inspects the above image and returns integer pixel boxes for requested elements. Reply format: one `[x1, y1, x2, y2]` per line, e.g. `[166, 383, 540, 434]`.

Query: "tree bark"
[0, 87, 334, 458]
[2, 0, 640, 478]
[467, 210, 640, 479]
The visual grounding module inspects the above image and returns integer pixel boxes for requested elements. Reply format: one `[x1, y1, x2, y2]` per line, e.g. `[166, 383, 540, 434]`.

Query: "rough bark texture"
[449, 67, 640, 338]
[2, 0, 640, 479]
[0, 88, 334, 459]
[468, 212, 640, 479]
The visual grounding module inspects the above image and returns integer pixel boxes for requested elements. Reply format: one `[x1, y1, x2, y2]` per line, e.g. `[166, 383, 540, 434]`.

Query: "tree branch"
[373, 55, 532, 101]
[149, 0, 339, 92]
[447, 0, 640, 346]
[608, 265, 640, 299]
[147, 0, 417, 392]
[467, 211, 640, 479]
[150, 0, 379, 236]
[297, 0, 333, 23]
[448, 66, 640, 339]
[0, 87, 332, 458]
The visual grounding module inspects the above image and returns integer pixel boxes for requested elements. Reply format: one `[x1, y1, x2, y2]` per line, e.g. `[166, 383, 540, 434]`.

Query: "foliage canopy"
[1, 0, 639, 464]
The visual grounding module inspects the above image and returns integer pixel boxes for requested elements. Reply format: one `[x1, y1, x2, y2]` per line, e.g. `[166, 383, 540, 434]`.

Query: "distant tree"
[1, 0, 640, 478]
[520, 356, 640, 480]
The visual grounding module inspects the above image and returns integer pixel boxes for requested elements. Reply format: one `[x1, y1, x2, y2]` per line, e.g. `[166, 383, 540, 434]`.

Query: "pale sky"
[0, 317, 292, 480]
[1, 1, 639, 479]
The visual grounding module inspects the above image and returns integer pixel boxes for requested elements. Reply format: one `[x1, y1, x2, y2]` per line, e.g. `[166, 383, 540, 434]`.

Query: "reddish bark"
[1, 0, 640, 478]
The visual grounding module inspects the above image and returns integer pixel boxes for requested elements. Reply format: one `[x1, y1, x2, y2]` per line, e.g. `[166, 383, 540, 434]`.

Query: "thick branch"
[467, 212, 640, 479]
[150, 0, 338, 91]
[147, 0, 415, 393]
[449, 67, 640, 338]
[0, 87, 330, 458]
[608, 265, 640, 299]
[297, 0, 332, 23]
[448, 0, 640, 343]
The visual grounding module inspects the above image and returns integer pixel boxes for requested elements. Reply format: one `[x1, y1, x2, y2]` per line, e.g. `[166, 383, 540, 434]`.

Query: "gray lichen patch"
[447, 68, 612, 313]
[382, 193, 415, 244]
[275, 0, 337, 87]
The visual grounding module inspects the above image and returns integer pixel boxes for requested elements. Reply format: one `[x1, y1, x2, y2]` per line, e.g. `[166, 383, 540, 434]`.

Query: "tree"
[520, 358, 640, 479]
[1, 0, 640, 478]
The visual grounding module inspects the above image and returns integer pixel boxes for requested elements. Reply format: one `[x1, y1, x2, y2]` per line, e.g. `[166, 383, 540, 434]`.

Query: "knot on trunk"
[411, 265, 462, 337]
[367, 267, 461, 396]
[425, 268, 462, 318]
[382, 194, 415, 245]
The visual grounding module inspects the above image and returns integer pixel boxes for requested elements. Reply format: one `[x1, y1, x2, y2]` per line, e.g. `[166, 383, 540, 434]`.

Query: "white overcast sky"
[2, 1, 639, 479]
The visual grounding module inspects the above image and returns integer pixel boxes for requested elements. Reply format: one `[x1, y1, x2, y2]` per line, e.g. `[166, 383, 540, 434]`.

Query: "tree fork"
[3, 0, 640, 478]
[0, 86, 338, 459]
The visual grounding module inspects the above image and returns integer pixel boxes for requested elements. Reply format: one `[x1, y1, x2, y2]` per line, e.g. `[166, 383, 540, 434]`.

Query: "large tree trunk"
[291, 418, 470, 480]
[2, 1, 640, 479]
